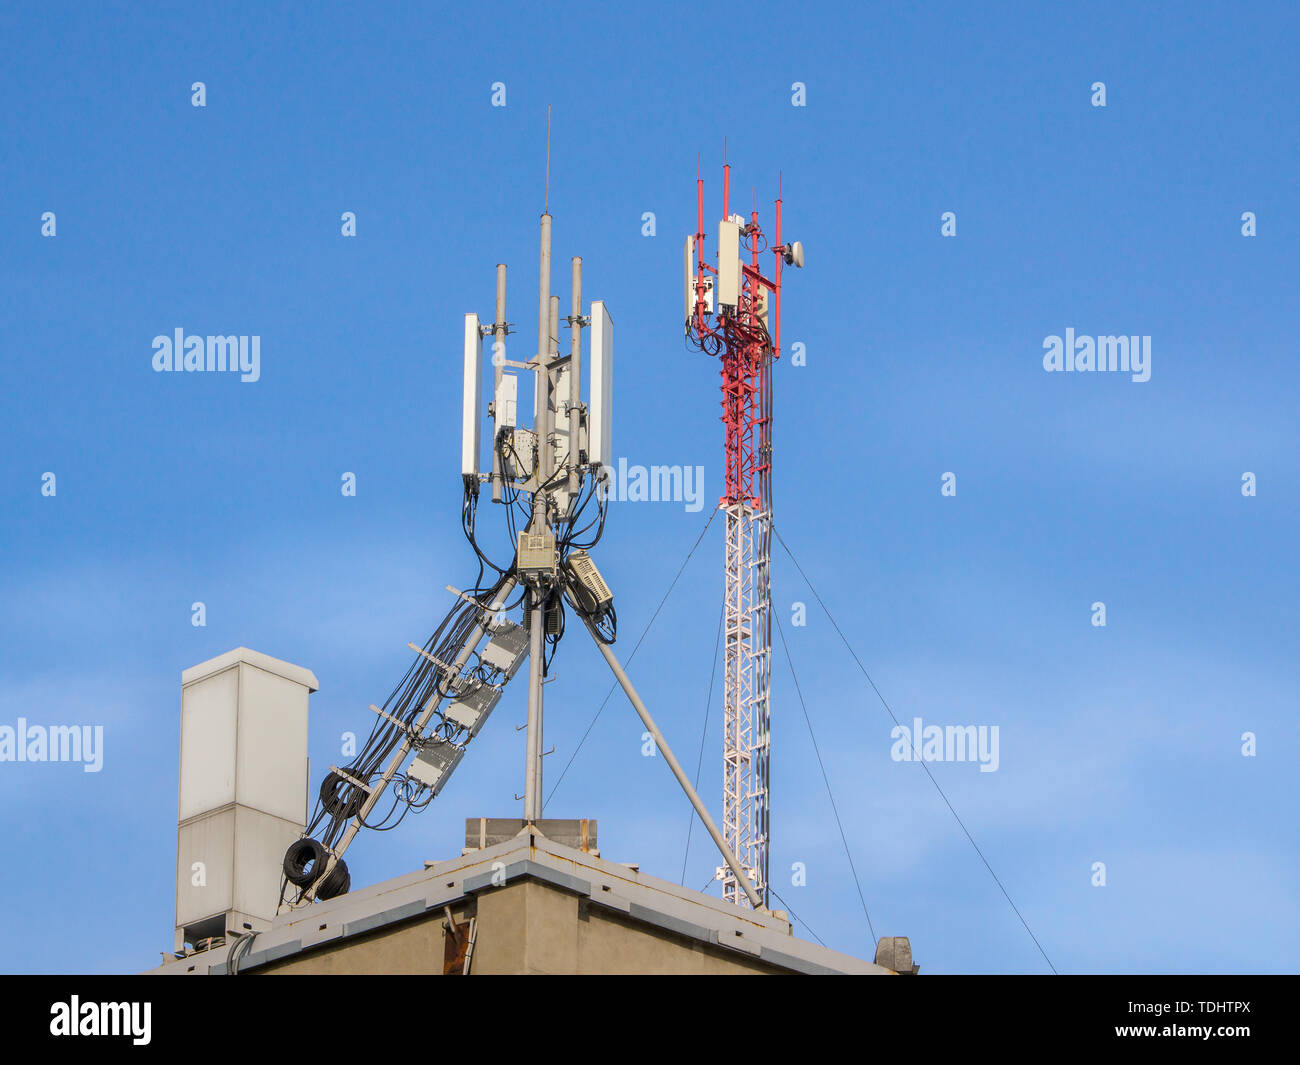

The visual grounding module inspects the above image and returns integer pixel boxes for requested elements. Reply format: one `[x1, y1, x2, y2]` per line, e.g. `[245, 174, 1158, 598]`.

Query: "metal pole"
[579, 616, 766, 911]
[491, 264, 506, 503]
[567, 257, 583, 498]
[535, 214, 553, 492]
[531, 292, 561, 808]
[524, 588, 545, 820]
[523, 211, 553, 823]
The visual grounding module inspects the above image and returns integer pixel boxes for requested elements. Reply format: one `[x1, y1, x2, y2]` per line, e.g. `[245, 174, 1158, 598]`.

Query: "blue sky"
[0, 0, 1296, 974]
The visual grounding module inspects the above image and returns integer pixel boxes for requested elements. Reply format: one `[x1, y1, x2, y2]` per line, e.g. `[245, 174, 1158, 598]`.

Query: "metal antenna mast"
[686, 163, 802, 908]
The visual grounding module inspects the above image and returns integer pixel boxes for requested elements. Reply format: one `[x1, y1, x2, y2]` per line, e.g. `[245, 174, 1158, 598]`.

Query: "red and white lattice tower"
[686, 163, 801, 908]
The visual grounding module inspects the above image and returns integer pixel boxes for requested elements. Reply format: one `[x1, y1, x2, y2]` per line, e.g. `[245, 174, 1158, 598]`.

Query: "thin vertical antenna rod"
[534, 222, 554, 495]
[525, 190, 554, 822]
[567, 256, 583, 498]
[773, 195, 782, 357]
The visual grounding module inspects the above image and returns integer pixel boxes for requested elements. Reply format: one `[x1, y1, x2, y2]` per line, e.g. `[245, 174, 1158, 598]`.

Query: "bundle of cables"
[281, 456, 611, 907]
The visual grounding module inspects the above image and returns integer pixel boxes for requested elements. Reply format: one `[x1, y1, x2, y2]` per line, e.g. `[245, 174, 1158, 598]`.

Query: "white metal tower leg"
[751, 506, 772, 899]
[721, 501, 768, 907]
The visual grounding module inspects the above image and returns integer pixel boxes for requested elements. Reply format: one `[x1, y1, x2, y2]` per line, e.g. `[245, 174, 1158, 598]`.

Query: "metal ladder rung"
[409, 642, 457, 673]
[329, 766, 374, 793]
[369, 703, 414, 733]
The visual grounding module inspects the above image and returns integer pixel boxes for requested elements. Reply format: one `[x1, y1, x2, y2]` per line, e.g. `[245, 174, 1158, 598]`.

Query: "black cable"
[681, 600, 724, 885]
[289, 567, 515, 895]
[542, 505, 719, 810]
[227, 929, 258, 976]
[769, 886, 825, 948]
[773, 609, 876, 943]
[283, 448, 611, 903]
[772, 523, 1059, 975]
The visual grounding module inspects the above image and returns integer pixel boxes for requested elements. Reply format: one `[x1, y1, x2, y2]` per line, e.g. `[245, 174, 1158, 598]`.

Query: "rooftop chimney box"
[173, 647, 317, 953]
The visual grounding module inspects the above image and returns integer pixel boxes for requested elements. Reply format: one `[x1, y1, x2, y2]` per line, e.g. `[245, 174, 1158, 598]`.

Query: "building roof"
[149, 826, 889, 975]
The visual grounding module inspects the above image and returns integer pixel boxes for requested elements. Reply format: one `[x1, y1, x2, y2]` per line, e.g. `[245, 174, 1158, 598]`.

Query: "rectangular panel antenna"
[684, 235, 695, 322]
[462, 314, 482, 477]
[444, 682, 503, 739]
[481, 620, 530, 680]
[408, 740, 465, 794]
[717, 220, 740, 309]
[496, 373, 518, 429]
[589, 300, 613, 471]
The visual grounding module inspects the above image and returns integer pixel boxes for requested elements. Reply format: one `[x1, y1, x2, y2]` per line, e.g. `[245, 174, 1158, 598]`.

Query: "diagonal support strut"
[577, 614, 766, 911]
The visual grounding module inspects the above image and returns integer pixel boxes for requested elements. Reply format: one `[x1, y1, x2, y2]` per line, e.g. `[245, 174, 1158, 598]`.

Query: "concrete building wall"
[262, 910, 452, 975]
[255, 879, 785, 975]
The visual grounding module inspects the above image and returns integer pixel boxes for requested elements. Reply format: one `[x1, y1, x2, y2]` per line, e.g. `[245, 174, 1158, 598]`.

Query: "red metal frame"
[689, 165, 785, 508]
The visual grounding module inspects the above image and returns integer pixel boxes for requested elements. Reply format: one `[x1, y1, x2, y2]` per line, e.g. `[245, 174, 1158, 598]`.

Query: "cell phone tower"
[276, 131, 769, 914]
[685, 162, 803, 908]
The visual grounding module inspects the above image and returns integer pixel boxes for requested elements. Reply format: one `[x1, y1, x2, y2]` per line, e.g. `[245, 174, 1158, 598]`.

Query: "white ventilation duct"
[173, 648, 316, 953]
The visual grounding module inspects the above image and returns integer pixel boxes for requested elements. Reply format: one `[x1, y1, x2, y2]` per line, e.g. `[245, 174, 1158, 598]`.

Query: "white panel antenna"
[462, 314, 482, 477]
[685, 235, 695, 322]
[408, 739, 465, 794]
[717, 220, 740, 309]
[589, 300, 613, 471]
[496, 373, 518, 429]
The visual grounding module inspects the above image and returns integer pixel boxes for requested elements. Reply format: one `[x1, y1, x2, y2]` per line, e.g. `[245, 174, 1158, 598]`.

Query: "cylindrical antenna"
[773, 197, 782, 357]
[567, 256, 583, 498]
